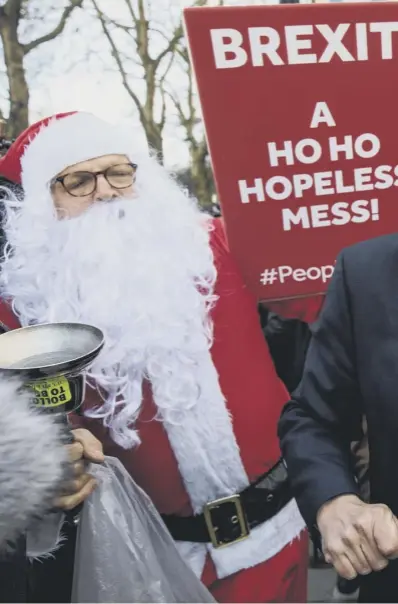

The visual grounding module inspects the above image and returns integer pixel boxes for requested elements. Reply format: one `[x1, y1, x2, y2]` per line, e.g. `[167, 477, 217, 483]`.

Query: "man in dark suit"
[278, 234, 398, 603]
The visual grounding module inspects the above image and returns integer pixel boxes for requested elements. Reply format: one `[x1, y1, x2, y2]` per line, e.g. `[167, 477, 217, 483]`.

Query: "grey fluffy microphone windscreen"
[0, 376, 67, 547]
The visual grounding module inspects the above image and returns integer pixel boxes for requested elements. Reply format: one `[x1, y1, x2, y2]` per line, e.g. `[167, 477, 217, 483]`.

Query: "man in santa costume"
[0, 111, 322, 603]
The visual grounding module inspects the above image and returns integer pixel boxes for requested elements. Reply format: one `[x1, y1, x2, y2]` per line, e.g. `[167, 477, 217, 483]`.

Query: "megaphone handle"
[59, 412, 76, 444]
[63, 429, 75, 445]
[60, 414, 84, 522]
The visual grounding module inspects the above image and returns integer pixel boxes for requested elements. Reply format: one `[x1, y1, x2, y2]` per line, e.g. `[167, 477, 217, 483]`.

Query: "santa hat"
[0, 112, 140, 195]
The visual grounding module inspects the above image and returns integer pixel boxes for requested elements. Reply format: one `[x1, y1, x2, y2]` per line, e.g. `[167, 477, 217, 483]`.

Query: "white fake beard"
[0, 174, 219, 449]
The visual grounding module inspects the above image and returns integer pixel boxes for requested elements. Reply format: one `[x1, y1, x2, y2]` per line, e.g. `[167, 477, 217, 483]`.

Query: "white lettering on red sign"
[210, 22, 398, 68]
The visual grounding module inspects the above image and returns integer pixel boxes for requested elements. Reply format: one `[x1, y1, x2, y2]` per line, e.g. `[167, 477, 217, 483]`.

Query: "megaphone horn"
[0, 322, 105, 416]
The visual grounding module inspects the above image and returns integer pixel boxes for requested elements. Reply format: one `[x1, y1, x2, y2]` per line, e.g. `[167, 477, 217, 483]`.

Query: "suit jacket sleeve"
[278, 251, 362, 528]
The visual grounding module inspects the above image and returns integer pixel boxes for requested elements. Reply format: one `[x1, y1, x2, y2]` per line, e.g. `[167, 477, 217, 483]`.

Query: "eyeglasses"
[53, 162, 138, 197]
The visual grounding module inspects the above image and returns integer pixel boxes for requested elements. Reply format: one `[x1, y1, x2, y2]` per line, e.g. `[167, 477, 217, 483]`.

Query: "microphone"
[0, 322, 105, 524]
[0, 376, 68, 548]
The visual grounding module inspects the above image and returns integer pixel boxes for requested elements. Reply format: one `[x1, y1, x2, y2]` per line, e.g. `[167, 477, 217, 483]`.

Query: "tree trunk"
[143, 118, 164, 162]
[190, 144, 214, 208]
[0, 14, 29, 139]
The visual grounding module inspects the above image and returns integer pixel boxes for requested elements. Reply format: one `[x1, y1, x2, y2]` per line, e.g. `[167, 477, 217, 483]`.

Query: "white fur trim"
[0, 376, 67, 548]
[174, 541, 207, 579]
[208, 498, 306, 579]
[21, 112, 148, 195]
[160, 354, 306, 578]
[161, 353, 249, 514]
[176, 500, 306, 580]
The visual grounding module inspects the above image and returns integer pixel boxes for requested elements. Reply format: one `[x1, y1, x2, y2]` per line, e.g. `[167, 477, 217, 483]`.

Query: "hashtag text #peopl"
[260, 265, 334, 285]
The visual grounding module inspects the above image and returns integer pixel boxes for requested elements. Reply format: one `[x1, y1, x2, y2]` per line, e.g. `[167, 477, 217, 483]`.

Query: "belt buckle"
[203, 494, 249, 549]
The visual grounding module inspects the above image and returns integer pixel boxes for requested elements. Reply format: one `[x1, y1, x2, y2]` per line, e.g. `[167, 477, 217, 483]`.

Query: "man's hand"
[317, 494, 398, 580]
[54, 428, 104, 511]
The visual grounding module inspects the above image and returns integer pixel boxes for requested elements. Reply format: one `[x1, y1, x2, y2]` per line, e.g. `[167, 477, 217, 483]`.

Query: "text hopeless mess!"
[238, 103, 388, 231]
[184, 3, 398, 300]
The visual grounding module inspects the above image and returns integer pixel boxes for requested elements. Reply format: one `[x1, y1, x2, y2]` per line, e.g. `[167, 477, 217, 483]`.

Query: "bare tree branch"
[165, 8, 215, 206]
[158, 51, 175, 130]
[0, 0, 86, 137]
[22, 0, 83, 55]
[154, 24, 183, 68]
[124, 0, 138, 27]
[99, 15, 134, 37]
[159, 46, 175, 85]
[165, 88, 187, 125]
[91, 0, 183, 161]
[91, 0, 145, 123]
[3, 0, 23, 18]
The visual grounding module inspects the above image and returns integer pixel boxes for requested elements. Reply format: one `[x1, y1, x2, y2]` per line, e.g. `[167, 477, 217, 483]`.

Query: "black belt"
[162, 458, 292, 549]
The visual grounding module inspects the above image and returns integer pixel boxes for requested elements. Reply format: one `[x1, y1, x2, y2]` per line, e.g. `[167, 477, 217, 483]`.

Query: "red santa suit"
[0, 112, 323, 603]
[0, 232, 322, 603]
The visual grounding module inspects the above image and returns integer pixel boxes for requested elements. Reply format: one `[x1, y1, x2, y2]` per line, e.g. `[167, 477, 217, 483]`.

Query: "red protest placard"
[184, 2, 398, 301]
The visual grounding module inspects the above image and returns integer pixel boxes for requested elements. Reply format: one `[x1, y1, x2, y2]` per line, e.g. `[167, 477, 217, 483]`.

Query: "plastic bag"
[72, 456, 215, 603]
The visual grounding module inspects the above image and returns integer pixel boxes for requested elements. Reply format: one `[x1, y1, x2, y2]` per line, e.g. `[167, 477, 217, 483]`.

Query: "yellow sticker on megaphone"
[30, 376, 72, 408]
